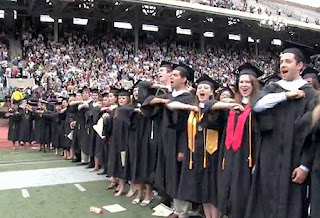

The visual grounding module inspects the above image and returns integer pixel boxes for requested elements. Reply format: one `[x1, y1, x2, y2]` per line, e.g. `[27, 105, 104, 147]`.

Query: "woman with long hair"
[217, 63, 261, 218]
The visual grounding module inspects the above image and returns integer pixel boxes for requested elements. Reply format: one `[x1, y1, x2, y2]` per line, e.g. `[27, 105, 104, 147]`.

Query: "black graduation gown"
[106, 107, 131, 179]
[8, 113, 21, 142]
[59, 111, 70, 149]
[32, 112, 42, 143]
[123, 102, 153, 184]
[85, 105, 101, 157]
[311, 123, 320, 218]
[68, 105, 80, 153]
[18, 109, 33, 143]
[37, 112, 52, 145]
[177, 107, 223, 205]
[217, 108, 258, 218]
[80, 102, 93, 155]
[91, 107, 104, 159]
[245, 83, 318, 218]
[143, 92, 195, 198]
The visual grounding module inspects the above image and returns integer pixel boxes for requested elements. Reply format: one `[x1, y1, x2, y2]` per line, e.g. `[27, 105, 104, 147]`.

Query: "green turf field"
[0, 149, 159, 218]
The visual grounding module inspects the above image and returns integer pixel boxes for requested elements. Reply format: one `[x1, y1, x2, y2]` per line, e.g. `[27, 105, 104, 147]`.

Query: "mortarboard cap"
[118, 88, 132, 97]
[196, 74, 220, 90]
[109, 87, 120, 96]
[236, 63, 264, 78]
[301, 66, 320, 82]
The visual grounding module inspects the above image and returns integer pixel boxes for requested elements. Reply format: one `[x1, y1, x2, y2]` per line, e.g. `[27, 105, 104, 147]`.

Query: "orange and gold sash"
[187, 110, 219, 169]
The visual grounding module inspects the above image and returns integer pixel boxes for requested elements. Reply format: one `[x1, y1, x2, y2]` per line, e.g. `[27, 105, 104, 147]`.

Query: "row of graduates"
[93, 49, 320, 218]
[2, 97, 72, 154]
[3, 47, 320, 218]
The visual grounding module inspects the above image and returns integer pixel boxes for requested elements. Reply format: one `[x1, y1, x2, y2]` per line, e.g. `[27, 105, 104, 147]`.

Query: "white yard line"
[0, 166, 105, 190]
[21, 189, 30, 198]
[74, 184, 86, 192]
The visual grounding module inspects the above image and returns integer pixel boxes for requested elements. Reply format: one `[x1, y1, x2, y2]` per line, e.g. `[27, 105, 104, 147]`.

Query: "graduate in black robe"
[106, 89, 132, 197]
[18, 100, 34, 147]
[143, 64, 195, 217]
[246, 48, 319, 218]
[309, 117, 320, 218]
[216, 63, 262, 218]
[97, 89, 118, 176]
[5, 101, 21, 149]
[165, 74, 240, 218]
[36, 100, 52, 152]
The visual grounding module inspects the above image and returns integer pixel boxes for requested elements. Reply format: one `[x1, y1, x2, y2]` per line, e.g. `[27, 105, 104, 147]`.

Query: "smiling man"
[246, 48, 319, 218]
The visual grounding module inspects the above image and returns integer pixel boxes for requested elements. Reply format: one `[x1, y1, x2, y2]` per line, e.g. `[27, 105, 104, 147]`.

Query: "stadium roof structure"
[0, 0, 319, 51]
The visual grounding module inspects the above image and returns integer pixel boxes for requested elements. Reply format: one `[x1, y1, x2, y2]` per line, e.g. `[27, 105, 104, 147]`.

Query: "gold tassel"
[189, 150, 193, 169]
[203, 129, 207, 168]
[222, 157, 226, 170]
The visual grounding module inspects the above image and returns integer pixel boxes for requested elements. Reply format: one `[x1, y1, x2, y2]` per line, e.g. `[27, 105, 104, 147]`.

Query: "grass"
[0, 181, 158, 218]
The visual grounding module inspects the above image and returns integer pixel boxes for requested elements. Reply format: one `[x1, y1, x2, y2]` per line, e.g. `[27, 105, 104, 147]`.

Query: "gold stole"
[187, 111, 219, 169]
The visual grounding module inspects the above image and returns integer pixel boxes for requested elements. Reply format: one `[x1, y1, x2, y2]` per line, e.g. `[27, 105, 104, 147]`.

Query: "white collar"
[171, 89, 189, 98]
[109, 104, 118, 110]
[276, 77, 307, 91]
[242, 97, 249, 105]
[198, 102, 205, 109]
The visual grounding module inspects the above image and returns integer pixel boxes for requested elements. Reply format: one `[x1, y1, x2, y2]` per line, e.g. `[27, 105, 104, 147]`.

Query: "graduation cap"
[236, 63, 264, 78]
[101, 91, 109, 97]
[196, 74, 220, 90]
[218, 86, 235, 98]
[109, 87, 120, 96]
[118, 88, 132, 97]
[174, 63, 195, 82]
[301, 66, 320, 82]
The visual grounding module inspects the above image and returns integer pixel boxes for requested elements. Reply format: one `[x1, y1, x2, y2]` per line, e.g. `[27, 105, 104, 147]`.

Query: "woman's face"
[219, 90, 232, 101]
[196, 83, 213, 103]
[238, 75, 253, 98]
[118, 96, 130, 106]
[133, 87, 139, 100]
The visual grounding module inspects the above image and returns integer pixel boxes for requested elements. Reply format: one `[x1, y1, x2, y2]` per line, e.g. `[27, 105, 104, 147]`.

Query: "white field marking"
[0, 166, 106, 190]
[21, 189, 30, 198]
[74, 183, 86, 192]
[0, 159, 65, 166]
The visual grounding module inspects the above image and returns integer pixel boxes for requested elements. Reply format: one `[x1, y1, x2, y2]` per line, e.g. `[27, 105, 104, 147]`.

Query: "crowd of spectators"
[178, 0, 320, 25]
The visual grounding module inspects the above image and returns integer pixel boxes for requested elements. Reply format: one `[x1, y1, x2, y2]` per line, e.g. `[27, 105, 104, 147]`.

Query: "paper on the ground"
[67, 130, 73, 140]
[21, 189, 30, 198]
[93, 118, 105, 139]
[152, 203, 173, 217]
[102, 204, 126, 213]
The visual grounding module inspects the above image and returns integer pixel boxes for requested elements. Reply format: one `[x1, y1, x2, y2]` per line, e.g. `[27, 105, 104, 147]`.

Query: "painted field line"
[21, 189, 30, 198]
[74, 184, 86, 192]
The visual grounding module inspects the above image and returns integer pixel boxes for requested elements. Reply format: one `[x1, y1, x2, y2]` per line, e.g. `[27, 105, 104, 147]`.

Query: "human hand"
[292, 167, 308, 184]
[285, 90, 305, 99]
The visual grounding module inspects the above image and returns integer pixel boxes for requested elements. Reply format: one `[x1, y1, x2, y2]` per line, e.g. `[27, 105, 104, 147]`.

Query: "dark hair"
[282, 47, 305, 63]
[234, 75, 260, 105]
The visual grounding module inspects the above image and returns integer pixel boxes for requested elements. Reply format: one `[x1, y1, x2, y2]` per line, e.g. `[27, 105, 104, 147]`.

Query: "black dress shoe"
[97, 171, 107, 175]
[77, 162, 88, 166]
[85, 162, 95, 169]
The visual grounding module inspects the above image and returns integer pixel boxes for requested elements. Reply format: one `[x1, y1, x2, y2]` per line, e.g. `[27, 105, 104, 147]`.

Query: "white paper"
[67, 131, 73, 140]
[120, 151, 126, 167]
[102, 204, 126, 213]
[93, 118, 105, 139]
[152, 203, 173, 217]
[21, 189, 30, 198]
